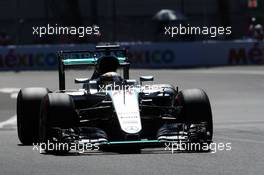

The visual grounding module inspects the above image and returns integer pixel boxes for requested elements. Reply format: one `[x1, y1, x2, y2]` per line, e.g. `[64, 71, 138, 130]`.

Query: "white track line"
[10, 93, 18, 99]
[0, 88, 20, 99]
[215, 120, 264, 129]
[0, 88, 19, 129]
[215, 120, 264, 124]
[180, 69, 264, 75]
[0, 115, 17, 129]
[216, 136, 264, 144]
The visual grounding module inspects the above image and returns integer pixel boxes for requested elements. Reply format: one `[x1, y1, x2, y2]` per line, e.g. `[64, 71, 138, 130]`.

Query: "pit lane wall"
[0, 41, 263, 70]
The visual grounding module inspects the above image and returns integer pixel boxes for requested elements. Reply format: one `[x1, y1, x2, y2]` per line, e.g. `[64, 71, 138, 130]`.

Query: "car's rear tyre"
[17, 87, 49, 145]
[39, 93, 78, 153]
[176, 89, 213, 140]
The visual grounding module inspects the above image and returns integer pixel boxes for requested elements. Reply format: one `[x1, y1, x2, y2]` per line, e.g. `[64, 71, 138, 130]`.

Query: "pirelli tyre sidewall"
[39, 93, 78, 145]
[17, 87, 49, 145]
[176, 88, 213, 140]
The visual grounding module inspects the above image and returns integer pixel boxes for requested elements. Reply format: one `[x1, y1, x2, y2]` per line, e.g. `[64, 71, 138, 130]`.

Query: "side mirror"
[140, 76, 154, 85]
[74, 78, 90, 84]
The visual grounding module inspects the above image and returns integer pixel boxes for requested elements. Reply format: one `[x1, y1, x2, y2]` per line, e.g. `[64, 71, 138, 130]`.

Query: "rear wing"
[57, 45, 130, 90]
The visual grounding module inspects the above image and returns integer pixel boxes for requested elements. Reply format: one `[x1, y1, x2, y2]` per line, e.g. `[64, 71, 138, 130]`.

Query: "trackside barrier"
[0, 44, 94, 71]
[0, 41, 263, 70]
[123, 41, 264, 68]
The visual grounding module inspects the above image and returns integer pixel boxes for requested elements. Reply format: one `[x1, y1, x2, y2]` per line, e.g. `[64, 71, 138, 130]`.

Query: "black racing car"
[17, 45, 213, 154]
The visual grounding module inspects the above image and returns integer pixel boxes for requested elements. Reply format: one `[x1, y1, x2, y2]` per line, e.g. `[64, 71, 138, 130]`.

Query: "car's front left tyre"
[39, 93, 78, 154]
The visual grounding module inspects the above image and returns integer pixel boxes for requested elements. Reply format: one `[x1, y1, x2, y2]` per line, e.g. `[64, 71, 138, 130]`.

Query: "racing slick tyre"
[39, 93, 78, 154]
[17, 87, 49, 145]
[176, 89, 213, 141]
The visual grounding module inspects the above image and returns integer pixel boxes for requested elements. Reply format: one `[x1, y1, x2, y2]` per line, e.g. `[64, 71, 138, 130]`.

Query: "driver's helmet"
[99, 72, 122, 86]
[96, 56, 119, 75]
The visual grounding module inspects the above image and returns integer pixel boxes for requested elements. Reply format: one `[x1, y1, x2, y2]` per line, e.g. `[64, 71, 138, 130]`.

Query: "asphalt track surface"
[0, 66, 264, 175]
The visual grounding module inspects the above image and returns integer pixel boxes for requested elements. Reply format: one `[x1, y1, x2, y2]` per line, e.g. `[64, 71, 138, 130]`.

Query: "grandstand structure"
[0, 0, 263, 44]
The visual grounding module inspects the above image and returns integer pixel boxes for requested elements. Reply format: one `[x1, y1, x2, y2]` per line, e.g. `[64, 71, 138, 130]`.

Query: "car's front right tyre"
[17, 87, 49, 145]
[176, 88, 213, 140]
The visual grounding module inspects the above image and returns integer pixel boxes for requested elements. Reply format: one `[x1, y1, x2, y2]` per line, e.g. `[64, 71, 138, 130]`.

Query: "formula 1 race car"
[17, 45, 213, 154]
